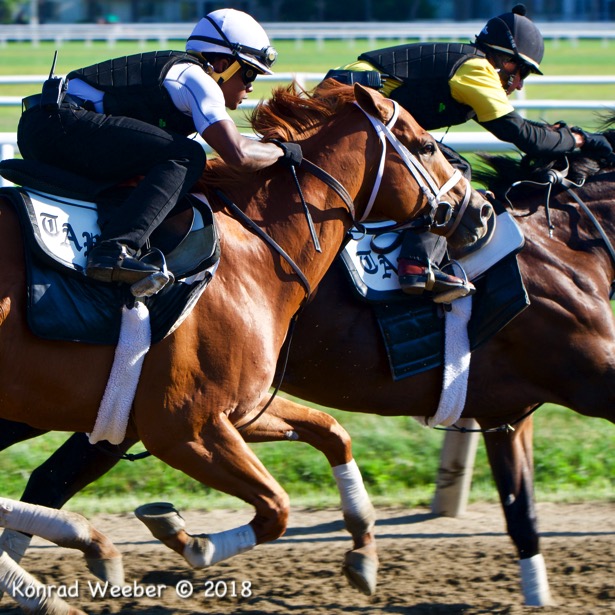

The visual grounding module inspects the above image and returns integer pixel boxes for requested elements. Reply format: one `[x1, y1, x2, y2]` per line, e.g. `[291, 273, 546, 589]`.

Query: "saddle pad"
[373, 253, 529, 380]
[341, 211, 525, 302]
[0, 187, 218, 345]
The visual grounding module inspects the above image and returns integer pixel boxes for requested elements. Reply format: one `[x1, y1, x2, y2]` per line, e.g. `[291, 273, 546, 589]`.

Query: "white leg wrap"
[0, 550, 72, 614]
[0, 529, 32, 564]
[333, 460, 373, 523]
[519, 554, 554, 606]
[0, 498, 90, 550]
[184, 524, 256, 568]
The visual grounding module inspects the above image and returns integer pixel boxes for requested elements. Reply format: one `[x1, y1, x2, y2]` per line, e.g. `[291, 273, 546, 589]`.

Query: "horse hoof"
[342, 547, 378, 596]
[135, 502, 186, 540]
[85, 555, 125, 585]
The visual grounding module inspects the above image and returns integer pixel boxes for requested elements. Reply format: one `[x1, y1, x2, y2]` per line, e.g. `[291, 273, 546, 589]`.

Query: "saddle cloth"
[339, 212, 530, 380]
[0, 185, 220, 345]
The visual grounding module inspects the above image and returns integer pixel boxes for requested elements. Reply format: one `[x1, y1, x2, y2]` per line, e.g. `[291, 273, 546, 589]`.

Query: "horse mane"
[473, 124, 615, 198]
[193, 80, 357, 193]
[250, 80, 357, 142]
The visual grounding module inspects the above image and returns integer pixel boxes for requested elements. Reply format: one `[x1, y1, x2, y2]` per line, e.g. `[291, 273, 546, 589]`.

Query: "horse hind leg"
[0, 498, 124, 586]
[240, 396, 378, 596]
[481, 415, 554, 607]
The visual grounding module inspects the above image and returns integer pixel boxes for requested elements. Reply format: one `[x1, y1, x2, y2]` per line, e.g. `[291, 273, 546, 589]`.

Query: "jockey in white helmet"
[186, 9, 278, 83]
[18, 8, 300, 289]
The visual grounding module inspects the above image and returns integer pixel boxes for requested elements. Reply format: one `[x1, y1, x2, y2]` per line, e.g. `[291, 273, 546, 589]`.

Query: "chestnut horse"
[0, 81, 491, 609]
[3, 145, 615, 608]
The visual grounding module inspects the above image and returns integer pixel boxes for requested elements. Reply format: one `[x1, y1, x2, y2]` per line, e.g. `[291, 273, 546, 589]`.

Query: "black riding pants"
[399, 143, 472, 267]
[17, 104, 207, 250]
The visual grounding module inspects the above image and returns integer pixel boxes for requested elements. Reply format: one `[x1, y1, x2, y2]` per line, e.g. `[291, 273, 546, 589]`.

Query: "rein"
[506, 160, 615, 275]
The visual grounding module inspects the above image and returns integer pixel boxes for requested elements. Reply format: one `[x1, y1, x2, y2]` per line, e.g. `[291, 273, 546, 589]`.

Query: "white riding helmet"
[186, 9, 277, 75]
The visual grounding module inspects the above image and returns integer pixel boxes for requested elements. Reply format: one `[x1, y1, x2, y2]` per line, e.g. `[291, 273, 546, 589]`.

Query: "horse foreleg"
[240, 396, 378, 596]
[481, 415, 554, 607]
[0, 498, 124, 586]
[137, 412, 289, 568]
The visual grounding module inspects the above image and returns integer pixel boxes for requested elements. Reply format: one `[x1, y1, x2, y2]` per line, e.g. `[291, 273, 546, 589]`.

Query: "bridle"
[355, 100, 472, 238]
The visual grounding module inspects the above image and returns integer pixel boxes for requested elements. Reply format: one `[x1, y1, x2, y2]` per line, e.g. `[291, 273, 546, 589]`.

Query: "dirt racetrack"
[1, 502, 613, 614]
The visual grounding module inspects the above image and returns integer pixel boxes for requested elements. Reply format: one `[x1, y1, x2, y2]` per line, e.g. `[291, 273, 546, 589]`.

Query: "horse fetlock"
[519, 554, 555, 606]
[184, 524, 256, 568]
[343, 506, 376, 542]
[342, 544, 379, 596]
[0, 529, 31, 564]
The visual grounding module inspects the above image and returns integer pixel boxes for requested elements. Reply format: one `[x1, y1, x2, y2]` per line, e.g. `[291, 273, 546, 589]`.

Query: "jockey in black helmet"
[325, 4, 612, 303]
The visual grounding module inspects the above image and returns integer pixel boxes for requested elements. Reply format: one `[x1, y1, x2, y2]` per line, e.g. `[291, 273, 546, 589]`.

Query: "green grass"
[0, 38, 614, 513]
[1, 401, 612, 515]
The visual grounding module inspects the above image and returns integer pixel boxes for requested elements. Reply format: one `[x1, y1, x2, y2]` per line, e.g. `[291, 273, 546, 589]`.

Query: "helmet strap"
[212, 60, 241, 85]
[489, 52, 517, 92]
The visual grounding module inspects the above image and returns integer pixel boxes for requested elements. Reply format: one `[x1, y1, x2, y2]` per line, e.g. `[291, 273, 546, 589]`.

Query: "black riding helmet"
[475, 4, 544, 75]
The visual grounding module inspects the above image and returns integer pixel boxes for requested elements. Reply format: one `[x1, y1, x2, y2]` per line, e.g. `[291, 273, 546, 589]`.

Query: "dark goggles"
[516, 61, 532, 80]
[240, 63, 259, 86]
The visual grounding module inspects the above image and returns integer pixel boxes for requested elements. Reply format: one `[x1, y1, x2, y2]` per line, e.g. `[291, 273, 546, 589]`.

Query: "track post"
[431, 418, 479, 517]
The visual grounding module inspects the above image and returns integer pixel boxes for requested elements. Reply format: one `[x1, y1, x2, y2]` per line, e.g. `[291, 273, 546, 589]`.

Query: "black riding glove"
[573, 127, 613, 158]
[272, 140, 303, 167]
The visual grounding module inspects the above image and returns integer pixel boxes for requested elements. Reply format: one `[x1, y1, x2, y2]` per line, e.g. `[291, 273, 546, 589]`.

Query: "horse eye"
[422, 141, 436, 155]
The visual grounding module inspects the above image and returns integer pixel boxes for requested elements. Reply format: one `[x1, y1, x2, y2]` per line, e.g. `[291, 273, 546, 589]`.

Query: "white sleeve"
[163, 62, 232, 135]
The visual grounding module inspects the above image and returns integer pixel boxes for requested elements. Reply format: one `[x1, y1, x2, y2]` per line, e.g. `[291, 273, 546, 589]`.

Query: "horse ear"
[354, 83, 395, 123]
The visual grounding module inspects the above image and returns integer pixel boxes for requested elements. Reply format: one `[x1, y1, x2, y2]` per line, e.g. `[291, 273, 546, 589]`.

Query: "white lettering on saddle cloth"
[342, 213, 525, 298]
[343, 222, 404, 296]
[27, 189, 100, 271]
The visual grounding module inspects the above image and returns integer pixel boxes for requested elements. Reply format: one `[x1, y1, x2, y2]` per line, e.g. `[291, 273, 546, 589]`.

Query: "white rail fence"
[2, 22, 615, 46]
[2, 73, 615, 162]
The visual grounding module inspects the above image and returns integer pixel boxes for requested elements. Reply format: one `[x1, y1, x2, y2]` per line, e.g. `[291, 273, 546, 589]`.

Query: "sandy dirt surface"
[0, 502, 613, 614]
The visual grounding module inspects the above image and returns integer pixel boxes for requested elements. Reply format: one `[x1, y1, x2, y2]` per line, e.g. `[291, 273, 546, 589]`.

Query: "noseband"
[356, 100, 471, 238]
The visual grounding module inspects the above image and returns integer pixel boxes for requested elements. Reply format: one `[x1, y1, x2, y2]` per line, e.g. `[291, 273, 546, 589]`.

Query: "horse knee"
[252, 491, 290, 543]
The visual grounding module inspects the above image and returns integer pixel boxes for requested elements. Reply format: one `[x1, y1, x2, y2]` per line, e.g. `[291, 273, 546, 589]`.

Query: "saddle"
[0, 158, 221, 345]
[339, 211, 530, 380]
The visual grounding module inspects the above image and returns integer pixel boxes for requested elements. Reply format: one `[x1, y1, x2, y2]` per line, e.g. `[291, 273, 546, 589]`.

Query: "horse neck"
[256, 127, 382, 286]
[515, 187, 615, 300]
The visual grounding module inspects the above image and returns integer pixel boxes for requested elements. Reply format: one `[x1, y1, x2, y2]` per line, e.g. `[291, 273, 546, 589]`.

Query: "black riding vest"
[359, 43, 486, 131]
[67, 51, 203, 135]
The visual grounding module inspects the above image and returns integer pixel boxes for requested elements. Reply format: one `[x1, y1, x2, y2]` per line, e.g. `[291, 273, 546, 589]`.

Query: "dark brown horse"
[3, 144, 615, 607]
[0, 81, 491, 610]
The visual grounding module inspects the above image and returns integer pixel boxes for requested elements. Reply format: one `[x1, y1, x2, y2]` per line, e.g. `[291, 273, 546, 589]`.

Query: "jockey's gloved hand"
[272, 140, 303, 167]
[573, 127, 613, 158]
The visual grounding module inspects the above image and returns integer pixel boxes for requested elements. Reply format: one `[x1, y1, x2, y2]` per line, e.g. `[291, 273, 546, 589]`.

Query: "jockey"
[325, 3, 612, 303]
[17, 9, 300, 286]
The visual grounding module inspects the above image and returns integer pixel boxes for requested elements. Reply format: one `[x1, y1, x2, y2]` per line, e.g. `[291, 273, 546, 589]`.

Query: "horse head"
[241, 81, 492, 254]
[350, 83, 494, 253]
